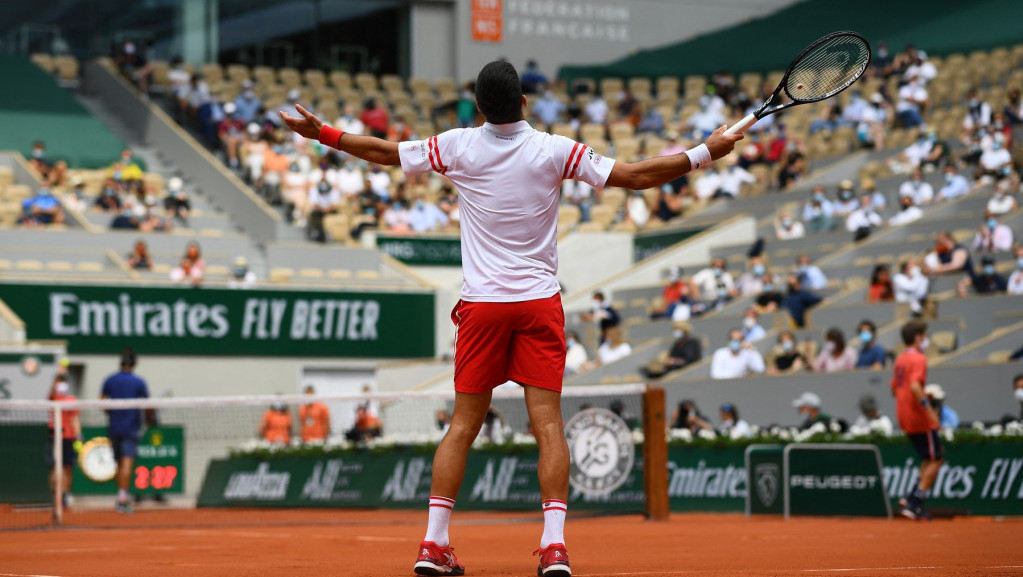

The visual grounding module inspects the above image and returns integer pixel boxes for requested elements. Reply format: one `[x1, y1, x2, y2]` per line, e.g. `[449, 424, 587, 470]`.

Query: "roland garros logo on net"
[564, 407, 634, 496]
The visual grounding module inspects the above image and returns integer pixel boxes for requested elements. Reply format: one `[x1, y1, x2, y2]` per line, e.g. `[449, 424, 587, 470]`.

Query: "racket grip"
[725, 113, 758, 136]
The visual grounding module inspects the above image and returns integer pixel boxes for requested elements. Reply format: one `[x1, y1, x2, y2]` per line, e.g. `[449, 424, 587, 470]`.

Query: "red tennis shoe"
[414, 541, 465, 576]
[534, 543, 571, 577]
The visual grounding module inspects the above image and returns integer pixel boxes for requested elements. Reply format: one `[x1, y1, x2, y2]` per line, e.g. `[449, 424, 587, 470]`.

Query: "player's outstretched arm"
[605, 125, 742, 190]
[280, 104, 400, 166]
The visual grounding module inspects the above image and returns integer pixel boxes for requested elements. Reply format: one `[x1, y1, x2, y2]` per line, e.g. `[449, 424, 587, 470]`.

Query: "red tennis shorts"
[451, 293, 566, 393]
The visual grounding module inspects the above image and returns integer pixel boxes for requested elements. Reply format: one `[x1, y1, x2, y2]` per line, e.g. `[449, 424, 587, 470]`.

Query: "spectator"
[833, 180, 858, 218]
[109, 203, 140, 230]
[919, 132, 951, 172]
[692, 257, 735, 301]
[868, 265, 895, 302]
[274, 89, 303, 126]
[895, 77, 928, 128]
[234, 81, 261, 123]
[767, 330, 808, 375]
[308, 179, 342, 242]
[383, 199, 413, 234]
[987, 180, 1018, 215]
[64, 177, 87, 212]
[976, 133, 1012, 183]
[937, 165, 970, 201]
[888, 129, 933, 174]
[898, 167, 934, 206]
[736, 256, 771, 296]
[336, 105, 366, 135]
[641, 321, 702, 378]
[47, 160, 69, 189]
[126, 239, 152, 270]
[218, 102, 246, 169]
[228, 256, 258, 289]
[651, 266, 687, 318]
[959, 255, 1007, 295]
[857, 93, 889, 149]
[299, 385, 330, 444]
[360, 99, 390, 139]
[846, 194, 883, 241]
[717, 403, 753, 439]
[625, 189, 651, 227]
[595, 326, 632, 366]
[163, 176, 191, 225]
[783, 273, 822, 328]
[409, 195, 449, 232]
[893, 258, 930, 315]
[777, 143, 807, 189]
[564, 330, 588, 376]
[775, 210, 806, 240]
[855, 320, 887, 370]
[19, 186, 65, 227]
[742, 308, 767, 343]
[609, 399, 640, 431]
[584, 94, 608, 125]
[714, 154, 756, 199]
[456, 83, 477, 128]
[562, 178, 595, 223]
[580, 291, 620, 344]
[924, 384, 959, 430]
[670, 399, 710, 434]
[636, 106, 664, 135]
[710, 328, 766, 380]
[532, 89, 564, 127]
[792, 392, 835, 432]
[796, 255, 828, 290]
[28, 141, 53, 180]
[802, 186, 836, 232]
[170, 241, 204, 285]
[283, 162, 309, 225]
[962, 89, 993, 136]
[519, 59, 547, 94]
[849, 394, 895, 436]
[972, 213, 1014, 253]
[346, 405, 383, 442]
[923, 231, 974, 278]
[260, 401, 292, 445]
[753, 276, 785, 316]
[812, 327, 857, 373]
[336, 157, 365, 198]
[1015, 375, 1023, 420]
[693, 165, 723, 200]
[241, 124, 268, 183]
[687, 96, 725, 138]
[365, 165, 392, 202]
[1007, 247, 1023, 295]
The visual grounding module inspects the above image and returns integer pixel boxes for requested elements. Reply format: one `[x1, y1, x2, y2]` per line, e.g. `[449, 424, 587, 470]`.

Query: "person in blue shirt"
[19, 187, 65, 226]
[781, 274, 822, 328]
[855, 320, 887, 370]
[924, 384, 959, 430]
[796, 254, 828, 290]
[100, 348, 151, 513]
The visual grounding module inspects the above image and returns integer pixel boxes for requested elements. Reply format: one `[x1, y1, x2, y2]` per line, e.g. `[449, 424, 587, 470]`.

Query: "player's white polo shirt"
[399, 120, 614, 302]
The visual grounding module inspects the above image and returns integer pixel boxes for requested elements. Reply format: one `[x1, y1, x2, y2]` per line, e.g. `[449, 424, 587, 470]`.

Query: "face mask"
[993, 142, 1003, 150]
[673, 329, 684, 339]
[763, 283, 774, 292]
[987, 218, 998, 230]
[798, 264, 808, 273]
[729, 339, 742, 352]
[752, 264, 766, 276]
[919, 337, 930, 352]
[415, 200, 425, 210]
[911, 178, 920, 186]
[716, 287, 728, 298]
[713, 267, 723, 277]
[32, 149, 44, 158]
[1017, 257, 1023, 270]
[859, 331, 873, 344]
[945, 174, 954, 184]
[319, 182, 331, 194]
[909, 266, 921, 277]
[592, 299, 602, 310]
[121, 155, 132, 163]
[55, 381, 70, 395]
[391, 202, 403, 210]
[1015, 388, 1023, 403]
[813, 193, 824, 202]
[983, 264, 996, 275]
[969, 98, 979, 108]
[781, 340, 794, 352]
[781, 218, 793, 227]
[567, 338, 576, 347]
[113, 170, 123, 180]
[901, 203, 913, 212]
[743, 317, 756, 329]
[823, 341, 835, 352]
[235, 267, 247, 278]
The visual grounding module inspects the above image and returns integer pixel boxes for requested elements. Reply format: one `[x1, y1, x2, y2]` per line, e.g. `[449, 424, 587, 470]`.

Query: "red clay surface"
[1, 509, 1021, 577]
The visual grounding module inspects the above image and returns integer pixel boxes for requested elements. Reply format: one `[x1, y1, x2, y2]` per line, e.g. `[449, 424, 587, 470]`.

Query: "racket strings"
[785, 36, 869, 102]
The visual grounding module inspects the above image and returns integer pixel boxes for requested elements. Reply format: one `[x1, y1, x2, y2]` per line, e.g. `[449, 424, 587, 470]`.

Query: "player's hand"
[706, 125, 744, 161]
[280, 104, 323, 140]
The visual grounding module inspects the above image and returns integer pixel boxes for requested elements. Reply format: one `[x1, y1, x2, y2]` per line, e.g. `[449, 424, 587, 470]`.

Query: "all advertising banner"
[0, 283, 434, 357]
[376, 235, 462, 266]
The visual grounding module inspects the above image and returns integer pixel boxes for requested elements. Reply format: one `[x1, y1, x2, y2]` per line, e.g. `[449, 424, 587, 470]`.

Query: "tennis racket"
[725, 31, 871, 135]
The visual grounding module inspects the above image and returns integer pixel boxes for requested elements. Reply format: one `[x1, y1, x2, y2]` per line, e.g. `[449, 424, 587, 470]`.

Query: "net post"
[53, 402, 63, 526]
[641, 385, 668, 521]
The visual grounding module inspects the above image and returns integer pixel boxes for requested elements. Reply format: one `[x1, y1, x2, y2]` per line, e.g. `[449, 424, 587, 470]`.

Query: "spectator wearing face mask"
[736, 256, 774, 296]
[937, 165, 970, 201]
[564, 331, 588, 376]
[889, 195, 924, 227]
[409, 195, 449, 233]
[580, 291, 620, 344]
[775, 210, 805, 240]
[795, 255, 828, 290]
[1007, 247, 1023, 295]
[767, 330, 807, 375]
[847, 193, 883, 241]
[594, 326, 631, 366]
[802, 186, 836, 233]
[710, 329, 765, 380]
[782, 274, 822, 328]
[812, 327, 858, 373]
[1013, 375, 1023, 420]
[924, 384, 959, 430]
[641, 321, 702, 379]
[855, 320, 887, 370]
[961, 89, 993, 137]
[336, 105, 366, 135]
[973, 213, 1014, 253]
[625, 188, 651, 227]
[898, 167, 934, 206]
[384, 199, 413, 234]
[228, 256, 258, 289]
[308, 178, 342, 242]
[365, 164, 392, 202]
[850, 394, 895, 437]
[741, 308, 767, 343]
[692, 257, 735, 301]
[833, 180, 858, 218]
[958, 255, 1007, 296]
[893, 258, 930, 315]
[987, 181, 1018, 215]
[923, 231, 974, 279]
[977, 133, 1012, 182]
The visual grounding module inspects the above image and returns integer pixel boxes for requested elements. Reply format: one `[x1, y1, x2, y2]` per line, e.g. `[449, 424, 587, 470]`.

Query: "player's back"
[102, 371, 148, 434]
[890, 349, 931, 433]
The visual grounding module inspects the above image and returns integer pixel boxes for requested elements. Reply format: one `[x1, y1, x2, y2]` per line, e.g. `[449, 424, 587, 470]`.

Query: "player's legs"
[524, 386, 569, 502]
[918, 457, 944, 492]
[429, 390, 493, 498]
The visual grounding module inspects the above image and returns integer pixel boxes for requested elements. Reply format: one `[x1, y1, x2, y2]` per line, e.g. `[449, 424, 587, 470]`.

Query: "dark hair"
[901, 320, 928, 346]
[1014, 374, 1023, 385]
[870, 265, 890, 285]
[858, 319, 876, 332]
[120, 347, 137, 368]
[721, 403, 738, 420]
[825, 327, 846, 354]
[475, 61, 523, 124]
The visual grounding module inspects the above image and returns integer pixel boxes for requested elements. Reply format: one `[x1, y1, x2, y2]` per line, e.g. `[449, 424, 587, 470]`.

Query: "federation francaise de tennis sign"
[0, 283, 435, 358]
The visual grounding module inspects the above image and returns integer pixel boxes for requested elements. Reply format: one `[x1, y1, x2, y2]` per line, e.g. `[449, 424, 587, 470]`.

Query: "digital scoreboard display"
[73, 426, 184, 495]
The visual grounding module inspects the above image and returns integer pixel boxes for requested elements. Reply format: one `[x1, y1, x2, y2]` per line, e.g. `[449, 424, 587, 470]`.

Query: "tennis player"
[282, 60, 742, 576]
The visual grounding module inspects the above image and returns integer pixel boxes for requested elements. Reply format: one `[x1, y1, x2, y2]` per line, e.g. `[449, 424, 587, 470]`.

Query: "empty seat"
[269, 267, 294, 283]
[355, 269, 380, 280]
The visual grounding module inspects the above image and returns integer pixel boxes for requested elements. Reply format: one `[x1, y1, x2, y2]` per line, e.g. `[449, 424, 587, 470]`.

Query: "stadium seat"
[304, 69, 326, 89]
[930, 331, 957, 354]
[558, 205, 581, 228]
[0, 259, 12, 270]
[269, 267, 294, 284]
[30, 53, 56, 74]
[355, 269, 380, 280]
[45, 260, 73, 271]
[988, 351, 1011, 363]
[15, 260, 43, 271]
[76, 261, 104, 272]
[328, 269, 353, 279]
[299, 268, 324, 279]
[54, 55, 79, 82]
[0, 166, 13, 188]
[278, 67, 302, 88]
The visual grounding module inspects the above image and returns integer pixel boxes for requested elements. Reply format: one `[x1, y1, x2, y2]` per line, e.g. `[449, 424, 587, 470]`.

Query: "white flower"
[778, 430, 792, 441]
[631, 430, 645, 444]
[697, 428, 716, 441]
[972, 421, 985, 431]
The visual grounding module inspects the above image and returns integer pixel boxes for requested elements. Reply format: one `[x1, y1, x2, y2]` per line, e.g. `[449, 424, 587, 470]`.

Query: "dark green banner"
[633, 226, 707, 262]
[198, 447, 645, 511]
[787, 445, 889, 517]
[0, 283, 435, 357]
[73, 426, 185, 495]
[376, 235, 461, 266]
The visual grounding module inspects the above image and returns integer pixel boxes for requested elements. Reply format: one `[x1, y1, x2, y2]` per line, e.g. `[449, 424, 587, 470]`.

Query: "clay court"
[1, 509, 1020, 577]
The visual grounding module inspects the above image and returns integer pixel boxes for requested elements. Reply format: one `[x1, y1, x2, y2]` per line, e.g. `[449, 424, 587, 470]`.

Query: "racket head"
[781, 31, 871, 104]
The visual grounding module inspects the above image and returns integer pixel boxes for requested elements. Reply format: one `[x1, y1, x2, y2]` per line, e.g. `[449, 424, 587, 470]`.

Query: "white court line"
[0, 573, 67, 577]
[803, 568, 937, 573]
[354, 535, 411, 542]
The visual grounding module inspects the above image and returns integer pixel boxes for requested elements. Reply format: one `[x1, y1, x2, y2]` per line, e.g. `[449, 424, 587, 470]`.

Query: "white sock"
[540, 499, 567, 548]
[425, 496, 454, 547]
[118, 489, 129, 503]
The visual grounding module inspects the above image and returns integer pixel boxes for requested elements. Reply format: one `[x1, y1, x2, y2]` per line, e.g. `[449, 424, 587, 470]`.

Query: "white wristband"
[684, 143, 712, 170]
